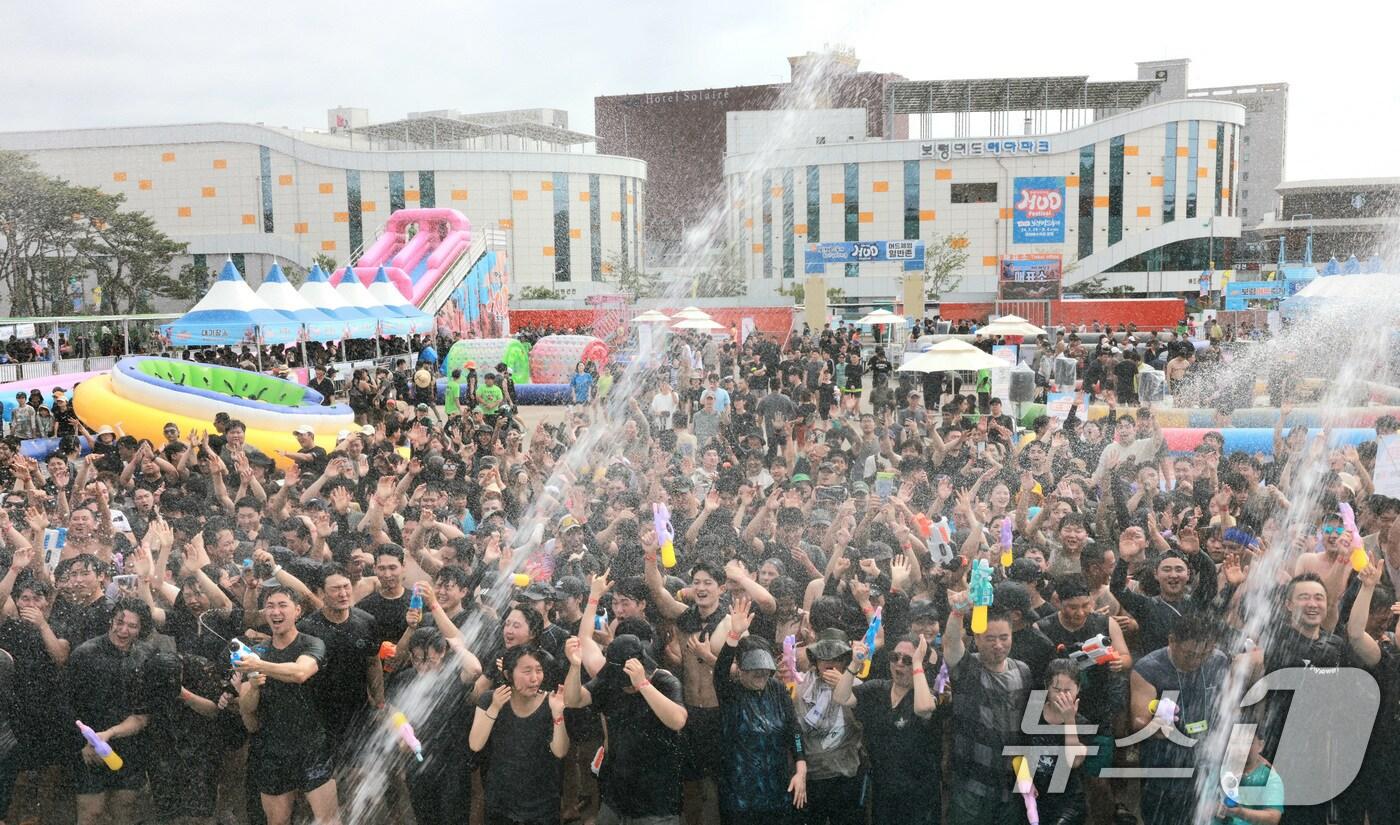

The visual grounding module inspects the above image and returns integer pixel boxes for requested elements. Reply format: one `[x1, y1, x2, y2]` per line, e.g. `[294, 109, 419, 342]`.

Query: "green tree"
[1065, 274, 1134, 297]
[924, 233, 969, 300]
[691, 243, 748, 298]
[609, 252, 663, 298]
[78, 210, 190, 314]
[519, 285, 569, 300]
[777, 281, 805, 304]
[313, 253, 338, 273]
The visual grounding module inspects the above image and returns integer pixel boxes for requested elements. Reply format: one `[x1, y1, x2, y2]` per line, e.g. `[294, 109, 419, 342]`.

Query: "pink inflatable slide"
[333, 208, 473, 307]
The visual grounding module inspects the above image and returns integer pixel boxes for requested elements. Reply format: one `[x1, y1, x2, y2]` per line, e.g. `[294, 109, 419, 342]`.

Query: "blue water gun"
[409, 583, 424, 613]
[858, 607, 882, 678]
[969, 559, 994, 634]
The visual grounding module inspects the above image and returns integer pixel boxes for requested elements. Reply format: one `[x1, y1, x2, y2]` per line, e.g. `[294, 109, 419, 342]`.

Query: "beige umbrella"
[672, 318, 725, 331]
[978, 314, 1047, 338]
[856, 308, 903, 325]
[897, 339, 1011, 373]
[673, 307, 712, 321]
[631, 310, 672, 323]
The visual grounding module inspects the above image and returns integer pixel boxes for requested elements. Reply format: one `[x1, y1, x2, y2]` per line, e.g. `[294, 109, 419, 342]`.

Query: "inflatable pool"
[1019, 403, 1400, 430]
[1161, 427, 1374, 456]
[444, 338, 533, 385]
[0, 370, 105, 422]
[73, 357, 352, 468]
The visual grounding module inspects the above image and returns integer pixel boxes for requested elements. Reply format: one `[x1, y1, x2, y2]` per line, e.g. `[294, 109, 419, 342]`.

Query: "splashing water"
[340, 53, 854, 825]
[1186, 280, 1399, 823]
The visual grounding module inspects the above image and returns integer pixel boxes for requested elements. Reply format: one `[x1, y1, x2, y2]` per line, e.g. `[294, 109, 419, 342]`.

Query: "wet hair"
[407, 627, 449, 657]
[55, 553, 104, 580]
[1054, 574, 1092, 602]
[374, 543, 406, 564]
[434, 565, 473, 590]
[262, 585, 303, 609]
[1285, 572, 1326, 603]
[689, 560, 726, 586]
[1168, 611, 1219, 646]
[319, 563, 353, 588]
[110, 596, 154, 639]
[1045, 657, 1079, 687]
[501, 644, 547, 684]
[614, 616, 655, 643]
[503, 604, 545, 644]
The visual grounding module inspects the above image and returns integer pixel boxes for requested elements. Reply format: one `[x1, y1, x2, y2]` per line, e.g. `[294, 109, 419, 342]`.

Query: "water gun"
[969, 559, 994, 634]
[378, 641, 398, 660]
[409, 583, 424, 613]
[391, 711, 424, 762]
[1221, 771, 1241, 809]
[933, 660, 950, 696]
[1339, 503, 1369, 572]
[76, 720, 123, 771]
[1057, 634, 1120, 670]
[1012, 754, 1039, 825]
[229, 638, 261, 673]
[999, 519, 1014, 569]
[782, 634, 800, 696]
[594, 609, 609, 631]
[1148, 696, 1179, 725]
[512, 572, 531, 587]
[653, 502, 676, 568]
[858, 607, 883, 679]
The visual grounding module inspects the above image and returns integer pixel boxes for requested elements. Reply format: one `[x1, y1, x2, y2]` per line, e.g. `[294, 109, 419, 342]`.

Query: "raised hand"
[728, 594, 754, 637]
[489, 684, 512, 712]
[623, 658, 648, 688]
[564, 636, 582, 667]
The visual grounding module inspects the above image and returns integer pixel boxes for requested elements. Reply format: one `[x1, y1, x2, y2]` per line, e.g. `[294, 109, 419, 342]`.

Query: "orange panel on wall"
[794, 223, 808, 234]
[1064, 176, 1079, 187]
[830, 193, 845, 204]
[333, 212, 349, 223]
[1208, 138, 1218, 150]
[858, 212, 874, 223]
[569, 228, 582, 239]
[1222, 188, 1231, 199]
[177, 206, 191, 217]
[540, 180, 554, 191]
[112, 172, 127, 182]
[241, 214, 257, 225]
[935, 168, 953, 180]
[294, 222, 309, 234]
[499, 218, 514, 229]
[322, 240, 337, 251]
[319, 182, 334, 194]
[451, 190, 468, 201]
[278, 174, 293, 186]
[404, 190, 420, 202]
[201, 186, 216, 198]
[1137, 206, 1152, 217]
[513, 190, 529, 201]
[362, 201, 376, 212]
[139, 180, 152, 190]
[872, 180, 889, 192]
[752, 243, 765, 253]
[982, 256, 999, 266]
[999, 208, 1013, 219]
[577, 191, 589, 202]
[161, 152, 176, 162]
[950, 237, 970, 249]
[1176, 146, 1189, 157]
[542, 246, 555, 256]
[1123, 145, 1139, 156]
[213, 159, 228, 169]
[610, 211, 621, 221]
[1150, 176, 1165, 187]
[626, 194, 635, 204]
[743, 218, 754, 228]
[771, 187, 784, 197]
[919, 209, 936, 221]
[601, 262, 614, 274]
[1094, 195, 1110, 208]
[1197, 167, 1209, 178]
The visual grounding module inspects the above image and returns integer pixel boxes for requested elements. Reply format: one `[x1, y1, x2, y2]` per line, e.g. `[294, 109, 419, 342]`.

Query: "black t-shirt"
[588, 669, 685, 817]
[1011, 627, 1058, 688]
[475, 693, 562, 821]
[869, 357, 893, 388]
[390, 667, 475, 778]
[308, 377, 336, 405]
[357, 589, 412, 645]
[164, 603, 245, 669]
[0, 618, 72, 765]
[67, 635, 151, 739]
[298, 609, 379, 739]
[251, 632, 328, 756]
[1027, 714, 1090, 822]
[1034, 612, 1128, 729]
[1259, 625, 1348, 759]
[852, 678, 941, 791]
[295, 445, 330, 478]
[51, 596, 114, 647]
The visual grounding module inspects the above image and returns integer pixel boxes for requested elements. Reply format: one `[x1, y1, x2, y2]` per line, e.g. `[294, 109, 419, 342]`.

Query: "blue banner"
[1012, 176, 1066, 244]
[804, 240, 925, 274]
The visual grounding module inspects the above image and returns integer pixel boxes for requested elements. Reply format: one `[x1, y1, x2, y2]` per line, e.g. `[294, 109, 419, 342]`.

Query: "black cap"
[1007, 558, 1042, 583]
[554, 576, 588, 598]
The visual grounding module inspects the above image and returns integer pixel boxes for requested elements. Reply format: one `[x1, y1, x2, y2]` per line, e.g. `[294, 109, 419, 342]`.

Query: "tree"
[924, 233, 969, 300]
[690, 242, 747, 298]
[77, 210, 191, 314]
[313, 253, 338, 274]
[518, 286, 569, 300]
[1065, 274, 1134, 297]
[608, 252, 663, 299]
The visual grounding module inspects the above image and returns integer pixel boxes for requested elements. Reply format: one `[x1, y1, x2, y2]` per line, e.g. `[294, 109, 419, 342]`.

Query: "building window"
[418, 171, 435, 208]
[1104, 236, 1223, 273]
[632, 179, 641, 267]
[1214, 123, 1225, 217]
[589, 175, 602, 281]
[950, 182, 997, 204]
[806, 166, 820, 244]
[619, 178, 628, 270]
[346, 170, 363, 256]
[258, 146, 274, 233]
[782, 168, 795, 279]
[553, 173, 570, 282]
[389, 171, 406, 213]
[1078, 145, 1096, 260]
[1186, 121, 1199, 219]
[1228, 126, 1238, 216]
[903, 160, 920, 240]
[844, 163, 859, 278]
[1162, 123, 1177, 223]
[1108, 136, 1125, 245]
[762, 172, 773, 279]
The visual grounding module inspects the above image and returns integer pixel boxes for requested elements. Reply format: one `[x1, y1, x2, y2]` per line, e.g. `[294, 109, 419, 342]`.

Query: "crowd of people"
[0, 316, 1394, 825]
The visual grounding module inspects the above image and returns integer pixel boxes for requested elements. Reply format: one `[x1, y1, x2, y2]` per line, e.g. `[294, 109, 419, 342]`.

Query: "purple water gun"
[653, 502, 676, 568]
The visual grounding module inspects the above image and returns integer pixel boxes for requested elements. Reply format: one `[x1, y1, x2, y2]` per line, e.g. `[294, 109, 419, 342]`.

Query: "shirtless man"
[1165, 349, 1193, 397]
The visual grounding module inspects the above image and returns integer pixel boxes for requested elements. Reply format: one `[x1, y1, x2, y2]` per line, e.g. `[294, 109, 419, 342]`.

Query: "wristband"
[553, 716, 565, 726]
[485, 711, 497, 720]
[847, 665, 862, 675]
[861, 604, 875, 615]
[636, 679, 650, 689]
[727, 631, 741, 641]
[587, 597, 600, 606]
[644, 554, 657, 563]
[911, 668, 924, 676]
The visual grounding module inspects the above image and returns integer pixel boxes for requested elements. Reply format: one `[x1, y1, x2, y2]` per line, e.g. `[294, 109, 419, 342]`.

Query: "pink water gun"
[999, 518, 1014, 569]
[933, 660, 950, 696]
[653, 502, 676, 568]
[782, 634, 801, 696]
[1339, 503, 1369, 572]
[1013, 755, 1039, 824]
[77, 720, 123, 771]
[391, 712, 424, 762]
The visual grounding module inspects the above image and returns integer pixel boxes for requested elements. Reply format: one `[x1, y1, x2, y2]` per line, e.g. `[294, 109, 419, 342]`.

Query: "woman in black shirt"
[469, 645, 569, 825]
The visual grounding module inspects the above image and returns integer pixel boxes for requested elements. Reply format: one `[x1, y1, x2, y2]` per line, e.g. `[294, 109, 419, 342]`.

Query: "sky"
[3, 0, 1396, 181]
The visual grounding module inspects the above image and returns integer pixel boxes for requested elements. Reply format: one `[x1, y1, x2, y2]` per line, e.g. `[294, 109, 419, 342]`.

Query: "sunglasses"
[892, 654, 915, 666]
[1320, 525, 1346, 536]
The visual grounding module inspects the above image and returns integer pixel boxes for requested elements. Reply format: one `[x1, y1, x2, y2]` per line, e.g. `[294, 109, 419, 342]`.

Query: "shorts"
[251, 747, 335, 797]
[680, 705, 723, 780]
[71, 754, 146, 796]
[1081, 733, 1116, 776]
[596, 803, 681, 825]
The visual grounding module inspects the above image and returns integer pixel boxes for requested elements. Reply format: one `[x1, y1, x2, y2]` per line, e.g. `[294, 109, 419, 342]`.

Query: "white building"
[726, 96, 1244, 301]
[0, 110, 647, 308]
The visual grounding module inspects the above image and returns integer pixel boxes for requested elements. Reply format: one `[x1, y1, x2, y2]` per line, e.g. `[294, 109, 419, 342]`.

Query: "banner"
[1012, 177, 1066, 243]
[1376, 434, 1400, 498]
[804, 240, 925, 274]
[999, 257, 1062, 300]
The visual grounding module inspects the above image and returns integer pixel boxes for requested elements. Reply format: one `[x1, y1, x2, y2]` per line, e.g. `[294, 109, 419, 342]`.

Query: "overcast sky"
[3, 0, 1394, 181]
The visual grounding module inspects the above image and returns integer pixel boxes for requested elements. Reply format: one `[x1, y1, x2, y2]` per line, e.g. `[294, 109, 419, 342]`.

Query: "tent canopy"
[255, 263, 344, 343]
[162, 261, 300, 346]
[333, 267, 412, 336]
[367, 266, 434, 335]
[299, 265, 379, 339]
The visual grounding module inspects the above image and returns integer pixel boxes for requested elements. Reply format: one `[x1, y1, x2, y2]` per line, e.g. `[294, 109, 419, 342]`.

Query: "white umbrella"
[898, 339, 1010, 373]
[979, 314, 1047, 338]
[857, 308, 903, 325]
[674, 306, 712, 320]
[631, 310, 672, 323]
[672, 318, 725, 331]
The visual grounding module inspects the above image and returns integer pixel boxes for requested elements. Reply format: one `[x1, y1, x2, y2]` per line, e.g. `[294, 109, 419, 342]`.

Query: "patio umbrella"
[674, 307, 712, 320]
[631, 310, 672, 323]
[897, 339, 1010, 373]
[857, 308, 902, 325]
[672, 318, 725, 331]
[978, 314, 1047, 338]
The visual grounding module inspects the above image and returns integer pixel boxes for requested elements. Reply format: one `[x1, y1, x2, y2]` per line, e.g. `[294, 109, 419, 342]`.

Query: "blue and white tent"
[366, 266, 434, 335]
[162, 260, 300, 346]
[254, 263, 345, 343]
[298, 265, 379, 339]
[332, 267, 412, 336]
